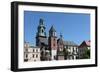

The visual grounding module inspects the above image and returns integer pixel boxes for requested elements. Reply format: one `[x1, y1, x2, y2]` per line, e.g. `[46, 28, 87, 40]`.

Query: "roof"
[40, 38, 48, 45]
[79, 40, 90, 48]
[85, 40, 90, 46]
[49, 25, 56, 32]
[63, 41, 78, 46]
[57, 38, 63, 44]
[57, 33, 63, 44]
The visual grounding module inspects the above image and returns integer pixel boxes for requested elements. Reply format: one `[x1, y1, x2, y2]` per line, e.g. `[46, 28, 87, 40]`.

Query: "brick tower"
[48, 25, 57, 60]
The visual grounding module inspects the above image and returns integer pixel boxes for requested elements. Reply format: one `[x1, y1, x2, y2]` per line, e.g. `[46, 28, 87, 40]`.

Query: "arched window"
[42, 29, 44, 33]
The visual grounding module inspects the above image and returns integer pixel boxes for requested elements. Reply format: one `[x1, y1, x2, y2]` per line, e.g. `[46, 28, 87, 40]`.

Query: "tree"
[63, 48, 68, 60]
[82, 48, 90, 59]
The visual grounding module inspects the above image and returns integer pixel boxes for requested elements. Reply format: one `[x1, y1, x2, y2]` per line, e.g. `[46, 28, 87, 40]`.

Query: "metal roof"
[63, 41, 78, 46]
[49, 25, 56, 32]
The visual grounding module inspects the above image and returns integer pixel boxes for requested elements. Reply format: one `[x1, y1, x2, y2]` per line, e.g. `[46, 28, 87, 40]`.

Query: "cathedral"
[35, 18, 78, 61]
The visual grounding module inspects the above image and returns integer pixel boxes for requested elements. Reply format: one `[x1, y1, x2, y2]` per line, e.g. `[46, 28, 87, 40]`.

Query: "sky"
[24, 11, 90, 46]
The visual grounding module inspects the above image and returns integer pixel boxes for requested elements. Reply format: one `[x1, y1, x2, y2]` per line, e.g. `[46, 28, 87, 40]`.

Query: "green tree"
[63, 48, 68, 59]
[83, 48, 90, 59]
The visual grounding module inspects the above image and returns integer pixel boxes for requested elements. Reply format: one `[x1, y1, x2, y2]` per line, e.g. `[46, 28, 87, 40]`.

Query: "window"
[53, 32, 56, 36]
[73, 47, 76, 52]
[33, 54, 34, 58]
[33, 49, 34, 52]
[76, 48, 78, 52]
[54, 38, 55, 41]
[42, 29, 44, 33]
[26, 54, 28, 58]
[36, 49, 38, 52]
[36, 54, 38, 58]
[53, 43, 55, 46]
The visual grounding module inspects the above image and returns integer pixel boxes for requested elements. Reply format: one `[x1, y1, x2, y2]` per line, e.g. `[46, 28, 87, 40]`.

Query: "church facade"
[24, 18, 79, 62]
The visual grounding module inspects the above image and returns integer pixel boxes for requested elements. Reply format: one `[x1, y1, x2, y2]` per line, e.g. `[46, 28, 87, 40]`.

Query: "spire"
[49, 25, 56, 32]
[49, 25, 56, 37]
[36, 18, 46, 37]
[39, 18, 44, 25]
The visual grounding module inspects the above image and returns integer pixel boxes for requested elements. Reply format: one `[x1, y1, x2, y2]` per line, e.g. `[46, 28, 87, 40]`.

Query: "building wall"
[49, 37, 57, 50]
[24, 47, 40, 62]
[58, 56, 64, 60]
[64, 45, 78, 60]
[51, 50, 57, 60]
[48, 37, 57, 60]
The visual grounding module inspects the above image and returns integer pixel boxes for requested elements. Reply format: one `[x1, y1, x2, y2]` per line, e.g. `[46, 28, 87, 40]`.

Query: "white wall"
[0, 0, 99, 73]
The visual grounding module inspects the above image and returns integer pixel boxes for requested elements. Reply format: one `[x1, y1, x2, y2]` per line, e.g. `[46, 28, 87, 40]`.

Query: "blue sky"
[24, 11, 90, 46]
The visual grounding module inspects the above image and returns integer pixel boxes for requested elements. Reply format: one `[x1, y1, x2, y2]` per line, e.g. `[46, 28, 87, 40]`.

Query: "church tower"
[48, 25, 57, 60]
[36, 18, 47, 47]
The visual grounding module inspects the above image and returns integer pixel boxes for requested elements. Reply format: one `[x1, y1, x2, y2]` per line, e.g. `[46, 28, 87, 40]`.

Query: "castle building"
[24, 18, 79, 62]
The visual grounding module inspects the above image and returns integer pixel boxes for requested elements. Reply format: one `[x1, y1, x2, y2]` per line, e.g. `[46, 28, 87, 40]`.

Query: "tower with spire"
[36, 18, 47, 47]
[48, 25, 57, 60]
